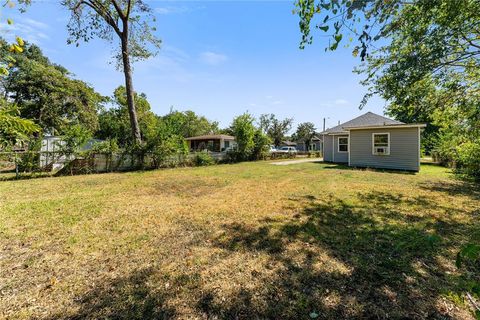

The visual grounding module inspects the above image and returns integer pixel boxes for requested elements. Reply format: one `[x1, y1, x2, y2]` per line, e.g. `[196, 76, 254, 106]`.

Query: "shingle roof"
[320, 112, 403, 134]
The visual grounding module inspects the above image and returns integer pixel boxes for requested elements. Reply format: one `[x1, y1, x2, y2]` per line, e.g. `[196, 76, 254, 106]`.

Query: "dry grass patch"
[0, 162, 478, 319]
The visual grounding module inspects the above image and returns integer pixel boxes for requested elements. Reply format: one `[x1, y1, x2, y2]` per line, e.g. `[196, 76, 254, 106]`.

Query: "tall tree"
[259, 114, 293, 147]
[293, 122, 316, 149]
[63, 0, 161, 145]
[0, 40, 105, 134]
[97, 86, 157, 147]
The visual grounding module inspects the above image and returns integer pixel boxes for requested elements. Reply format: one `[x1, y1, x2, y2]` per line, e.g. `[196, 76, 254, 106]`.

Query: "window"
[338, 137, 348, 152]
[372, 133, 390, 155]
[224, 141, 230, 149]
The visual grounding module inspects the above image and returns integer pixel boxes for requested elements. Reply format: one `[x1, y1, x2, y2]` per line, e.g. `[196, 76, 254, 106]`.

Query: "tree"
[162, 110, 219, 138]
[259, 113, 293, 147]
[0, 102, 39, 149]
[293, 122, 316, 150]
[0, 40, 105, 134]
[229, 113, 256, 161]
[0, 2, 38, 149]
[63, 0, 161, 145]
[295, 0, 480, 178]
[96, 86, 157, 147]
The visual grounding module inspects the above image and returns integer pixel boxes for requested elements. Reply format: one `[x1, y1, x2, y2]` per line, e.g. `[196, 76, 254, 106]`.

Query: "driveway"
[270, 158, 323, 165]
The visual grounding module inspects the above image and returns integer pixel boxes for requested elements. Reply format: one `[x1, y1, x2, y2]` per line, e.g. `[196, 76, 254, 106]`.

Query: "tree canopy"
[0, 39, 105, 134]
[63, 0, 161, 144]
[293, 122, 317, 148]
[295, 0, 480, 179]
[259, 114, 293, 147]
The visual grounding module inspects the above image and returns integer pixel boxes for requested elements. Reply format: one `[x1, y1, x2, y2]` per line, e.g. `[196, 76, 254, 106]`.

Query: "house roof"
[296, 134, 323, 143]
[185, 134, 235, 141]
[320, 112, 404, 134]
[281, 140, 297, 146]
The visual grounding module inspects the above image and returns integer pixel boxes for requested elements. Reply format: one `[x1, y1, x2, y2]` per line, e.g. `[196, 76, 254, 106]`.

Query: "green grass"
[0, 161, 479, 319]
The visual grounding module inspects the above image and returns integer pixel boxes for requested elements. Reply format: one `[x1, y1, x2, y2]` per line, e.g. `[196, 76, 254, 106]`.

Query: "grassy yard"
[1, 161, 479, 319]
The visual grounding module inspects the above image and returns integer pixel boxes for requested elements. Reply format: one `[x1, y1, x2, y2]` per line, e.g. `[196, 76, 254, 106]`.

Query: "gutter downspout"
[332, 135, 335, 163]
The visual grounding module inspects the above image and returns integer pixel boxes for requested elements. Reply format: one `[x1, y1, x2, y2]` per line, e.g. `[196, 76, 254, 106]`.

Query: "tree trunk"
[120, 29, 142, 145]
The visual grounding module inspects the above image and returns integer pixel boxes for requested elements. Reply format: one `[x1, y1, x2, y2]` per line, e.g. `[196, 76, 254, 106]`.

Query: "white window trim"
[337, 136, 349, 153]
[372, 132, 390, 156]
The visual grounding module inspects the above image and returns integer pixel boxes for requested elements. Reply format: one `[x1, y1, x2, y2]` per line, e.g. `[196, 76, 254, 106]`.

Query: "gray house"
[296, 134, 323, 152]
[321, 112, 426, 171]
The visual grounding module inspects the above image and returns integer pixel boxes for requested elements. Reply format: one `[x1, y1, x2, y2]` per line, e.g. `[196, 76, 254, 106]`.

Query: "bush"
[250, 129, 271, 161]
[435, 137, 480, 181]
[455, 141, 480, 181]
[18, 138, 42, 172]
[193, 151, 215, 166]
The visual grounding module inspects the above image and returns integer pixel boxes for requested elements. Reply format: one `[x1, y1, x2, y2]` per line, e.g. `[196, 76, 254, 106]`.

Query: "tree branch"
[110, 0, 125, 20]
[80, 0, 122, 36]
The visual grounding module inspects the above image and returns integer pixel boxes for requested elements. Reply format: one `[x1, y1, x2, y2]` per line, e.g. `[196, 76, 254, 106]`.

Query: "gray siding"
[349, 127, 420, 171]
[332, 135, 349, 163]
[323, 134, 349, 163]
[323, 135, 333, 161]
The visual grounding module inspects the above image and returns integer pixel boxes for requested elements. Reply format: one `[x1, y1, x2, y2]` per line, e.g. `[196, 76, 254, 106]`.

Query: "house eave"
[344, 124, 426, 130]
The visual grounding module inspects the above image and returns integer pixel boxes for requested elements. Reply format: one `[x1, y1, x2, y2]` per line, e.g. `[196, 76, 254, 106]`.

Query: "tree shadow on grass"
[205, 191, 477, 319]
[420, 179, 480, 201]
[47, 267, 177, 320]
[320, 162, 417, 175]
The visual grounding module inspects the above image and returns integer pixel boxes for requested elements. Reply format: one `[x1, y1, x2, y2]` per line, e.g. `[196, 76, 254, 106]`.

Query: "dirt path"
[270, 158, 323, 165]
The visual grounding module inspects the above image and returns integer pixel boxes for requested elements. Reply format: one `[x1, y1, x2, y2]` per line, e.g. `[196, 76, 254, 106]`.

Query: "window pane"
[339, 144, 348, 152]
[339, 137, 348, 145]
[374, 134, 388, 145]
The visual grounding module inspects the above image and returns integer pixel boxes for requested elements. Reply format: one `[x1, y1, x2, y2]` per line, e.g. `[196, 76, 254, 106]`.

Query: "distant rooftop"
[185, 134, 235, 141]
[320, 112, 403, 134]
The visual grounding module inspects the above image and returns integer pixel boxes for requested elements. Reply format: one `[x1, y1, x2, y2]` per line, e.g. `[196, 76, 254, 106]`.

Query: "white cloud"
[155, 5, 204, 15]
[1, 17, 50, 45]
[199, 51, 228, 66]
[22, 18, 49, 30]
[334, 99, 349, 105]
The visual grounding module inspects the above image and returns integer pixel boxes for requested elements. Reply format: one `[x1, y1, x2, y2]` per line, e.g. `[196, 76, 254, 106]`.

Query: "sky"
[4, 0, 387, 132]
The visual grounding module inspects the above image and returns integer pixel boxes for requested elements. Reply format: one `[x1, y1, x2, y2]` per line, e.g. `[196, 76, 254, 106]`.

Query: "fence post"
[14, 152, 19, 179]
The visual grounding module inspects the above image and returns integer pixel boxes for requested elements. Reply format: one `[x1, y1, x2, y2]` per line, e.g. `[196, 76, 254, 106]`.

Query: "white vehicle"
[277, 146, 297, 154]
[268, 145, 277, 153]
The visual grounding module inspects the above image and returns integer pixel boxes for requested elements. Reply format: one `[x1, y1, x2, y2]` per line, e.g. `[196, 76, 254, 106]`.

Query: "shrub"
[18, 138, 42, 172]
[250, 129, 271, 161]
[435, 137, 480, 181]
[193, 151, 215, 166]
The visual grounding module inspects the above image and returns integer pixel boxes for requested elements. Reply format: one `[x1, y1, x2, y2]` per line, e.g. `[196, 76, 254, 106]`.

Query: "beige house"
[186, 134, 236, 152]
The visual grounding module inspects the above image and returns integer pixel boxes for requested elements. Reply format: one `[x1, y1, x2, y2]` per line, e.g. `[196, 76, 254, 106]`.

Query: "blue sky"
[5, 1, 387, 132]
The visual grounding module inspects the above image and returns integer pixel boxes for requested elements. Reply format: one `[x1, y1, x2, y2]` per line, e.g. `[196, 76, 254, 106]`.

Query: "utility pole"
[323, 118, 326, 132]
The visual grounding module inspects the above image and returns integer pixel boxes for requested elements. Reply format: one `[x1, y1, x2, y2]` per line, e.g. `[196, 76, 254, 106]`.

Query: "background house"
[279, 140, 297, 148]
[296, 134, 323, 152]
[39, 136, 103, 170]
[186, 134, 236, 152]
[321, 112, 425, 171]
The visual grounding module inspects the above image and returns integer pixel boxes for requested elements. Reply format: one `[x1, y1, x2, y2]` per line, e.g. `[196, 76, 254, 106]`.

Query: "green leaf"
[352, 47, 359, 57]
[319, 25, 329, 32]
[335, 34, 343, 42]
[323, 15, 329, 23]
[7, 18, 13, 25]
[16, 37, 24, 47]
